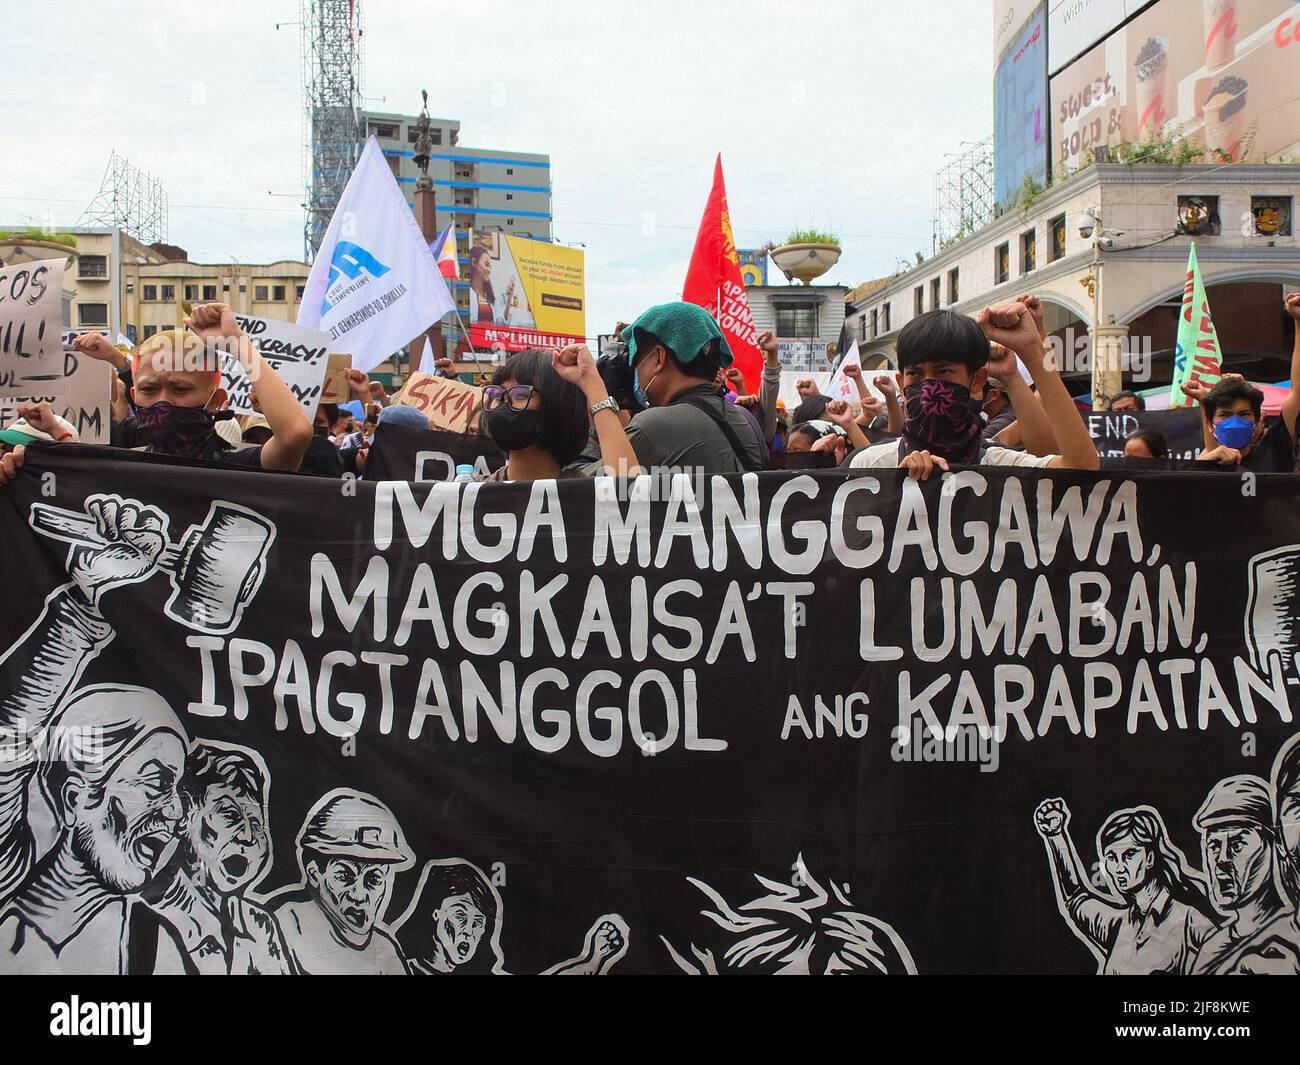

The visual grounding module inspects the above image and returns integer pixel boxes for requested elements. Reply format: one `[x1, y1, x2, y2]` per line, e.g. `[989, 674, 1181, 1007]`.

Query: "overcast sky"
[1, 0, 992, 338]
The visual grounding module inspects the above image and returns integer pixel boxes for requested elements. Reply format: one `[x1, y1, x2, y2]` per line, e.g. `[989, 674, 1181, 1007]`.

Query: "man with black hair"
[612, 302, 766, 474]
[981, 375, 1017, 439]
[849, 304, 1100, 479]
[1111, 390, 1145, 412]
[1196, 296, 1300, 471]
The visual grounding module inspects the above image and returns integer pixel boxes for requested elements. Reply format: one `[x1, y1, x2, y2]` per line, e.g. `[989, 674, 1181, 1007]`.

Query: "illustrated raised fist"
[1034, 798, 1070, 837]
[69, 495, 169, 607]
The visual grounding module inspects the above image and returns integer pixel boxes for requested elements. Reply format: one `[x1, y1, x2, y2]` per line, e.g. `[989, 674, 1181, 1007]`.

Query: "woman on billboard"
[468, 240, 536, 330]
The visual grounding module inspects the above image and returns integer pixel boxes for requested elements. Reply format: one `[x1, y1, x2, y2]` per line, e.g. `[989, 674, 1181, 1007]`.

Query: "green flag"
[1169, 242, 1222, 408]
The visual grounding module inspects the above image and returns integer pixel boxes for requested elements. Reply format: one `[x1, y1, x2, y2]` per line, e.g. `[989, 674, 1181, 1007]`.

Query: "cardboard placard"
[318, 354, 353, 404]
[1, 258, 66, 397]
[395, 372, 481, 433]
[0, 350, 112, 444]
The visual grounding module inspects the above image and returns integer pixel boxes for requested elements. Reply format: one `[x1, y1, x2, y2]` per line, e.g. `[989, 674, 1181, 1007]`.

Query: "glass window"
[883, 304, 891, 332]
[202, 284, 217, 301]
[871, 309, 879, 338]
[948, 268, 960, 304]
[1252, 196, 1292, 237]
[1020, 230, 1037, 274]
[273, 285, 286, 301]
[914, 286, 924, 315]
[1049, 215, 1067, 261]
[995, 243, 1010, 285]
[78, 255, 108, 279]
[183, 284, 199, 301]
[142, 324, 158, 340]
[254, 285, 269, 301]
[77, 303, 109, 327]
[930, 277, 941, 310]
[774, 303, 818, 336]
[142, 284, 158, 302]
[160, 284, 175, 301]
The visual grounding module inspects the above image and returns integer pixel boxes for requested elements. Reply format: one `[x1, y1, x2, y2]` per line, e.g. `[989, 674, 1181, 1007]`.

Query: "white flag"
[826, 342, 875, 403]
[299, 136, 454, 371]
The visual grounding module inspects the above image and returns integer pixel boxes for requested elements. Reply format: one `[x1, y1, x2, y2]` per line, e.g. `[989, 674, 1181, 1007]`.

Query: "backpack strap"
[675, 395, 765, 472]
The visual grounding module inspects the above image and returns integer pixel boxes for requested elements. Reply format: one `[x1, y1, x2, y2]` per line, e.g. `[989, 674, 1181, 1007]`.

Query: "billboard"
[1049, 0, 1146, 75]
[463, 230, 585, 355]
[995, 5, 1050, 211]
[736, 249, 768, 287]
[1051, 0, 1300, 171]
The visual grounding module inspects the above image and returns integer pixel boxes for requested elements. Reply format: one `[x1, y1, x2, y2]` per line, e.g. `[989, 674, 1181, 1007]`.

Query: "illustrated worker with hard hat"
[269, 789, 415, 975]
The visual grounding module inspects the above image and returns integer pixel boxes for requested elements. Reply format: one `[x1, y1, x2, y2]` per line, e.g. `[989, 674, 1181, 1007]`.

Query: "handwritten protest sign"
[395, 371, 480, 432]
[0, 349, 111, 443]
[318, 354, 353, 404]
[220, 314, 332, 416]
[1, 257, 65, 396]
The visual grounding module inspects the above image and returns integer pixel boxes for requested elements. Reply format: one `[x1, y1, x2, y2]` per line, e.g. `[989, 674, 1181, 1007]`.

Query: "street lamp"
[1078, 209, 1124, 410]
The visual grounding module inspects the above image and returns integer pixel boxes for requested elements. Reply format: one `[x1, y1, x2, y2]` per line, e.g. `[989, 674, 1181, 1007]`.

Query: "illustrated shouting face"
[433, 892, 487, 967]
[307, 857, 394, 947]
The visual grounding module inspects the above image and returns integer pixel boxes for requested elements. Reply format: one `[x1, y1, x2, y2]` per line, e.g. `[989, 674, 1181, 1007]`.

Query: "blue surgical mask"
[633, 354, 660, 409]
[1213, 415, 1256, 450]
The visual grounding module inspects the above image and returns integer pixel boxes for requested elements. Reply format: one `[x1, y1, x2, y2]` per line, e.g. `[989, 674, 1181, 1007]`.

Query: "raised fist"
[69, 495, 169, 607]
[1034, 798, 1070, 837]
[795, 377, 818, 398]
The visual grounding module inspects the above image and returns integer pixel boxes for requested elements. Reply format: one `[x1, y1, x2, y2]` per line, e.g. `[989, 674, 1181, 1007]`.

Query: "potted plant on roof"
[770, 228, 841, 284]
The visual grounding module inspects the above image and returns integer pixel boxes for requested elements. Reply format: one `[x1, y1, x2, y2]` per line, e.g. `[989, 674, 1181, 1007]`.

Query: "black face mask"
[135, 401, 229, 458]
[483, 405, 544, 453]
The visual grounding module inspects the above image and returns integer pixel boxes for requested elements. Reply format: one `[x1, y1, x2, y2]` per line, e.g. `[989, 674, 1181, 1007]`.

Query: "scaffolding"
[301, 0, 364, 259]
[931, 138, 995, 255]
[79, 152, 169, 244]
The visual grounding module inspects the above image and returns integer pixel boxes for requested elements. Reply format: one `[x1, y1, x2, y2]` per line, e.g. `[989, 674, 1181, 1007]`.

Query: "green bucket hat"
[625, 302, 733, 369]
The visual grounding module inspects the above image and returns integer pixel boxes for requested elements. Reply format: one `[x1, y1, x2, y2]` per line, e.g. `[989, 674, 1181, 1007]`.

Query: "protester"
[981, 375, 1017, 439]
[785, 421, 843, 454]
[481, 345, 639, 482]
[1124, 427, 1169, 459]
[603, 302, 767, 474]
[1111, 390, 1145, 412]
[67, 310, 313, 472]
[1191, 297, 1300, 471]
[848, 303, 1101, 479]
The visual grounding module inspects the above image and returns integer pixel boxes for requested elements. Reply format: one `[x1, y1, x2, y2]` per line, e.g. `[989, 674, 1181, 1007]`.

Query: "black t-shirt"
[298, 434, 346, 477]
[1243, 417, 1297, 473]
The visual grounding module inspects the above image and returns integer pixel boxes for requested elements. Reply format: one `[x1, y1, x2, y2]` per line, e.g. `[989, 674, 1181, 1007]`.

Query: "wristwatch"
[589, 395, 620, 417]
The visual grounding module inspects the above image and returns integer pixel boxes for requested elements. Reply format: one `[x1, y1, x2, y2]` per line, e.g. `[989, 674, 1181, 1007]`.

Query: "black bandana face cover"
[136, 393, 229, 458]
[900, 379, 985, 465]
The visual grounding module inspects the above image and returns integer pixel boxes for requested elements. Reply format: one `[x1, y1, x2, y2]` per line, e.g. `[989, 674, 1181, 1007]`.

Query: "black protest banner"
[2, 446, 1299, 976]
[1084, 408, 1205, 460]
[365, 422, 504, 481]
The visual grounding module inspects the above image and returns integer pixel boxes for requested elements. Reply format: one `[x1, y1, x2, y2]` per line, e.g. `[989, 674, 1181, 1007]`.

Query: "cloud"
[0, 0, 991, 339]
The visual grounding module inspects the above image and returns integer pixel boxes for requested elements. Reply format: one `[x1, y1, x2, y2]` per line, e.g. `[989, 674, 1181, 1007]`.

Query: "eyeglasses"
[482, 384, 538, 412]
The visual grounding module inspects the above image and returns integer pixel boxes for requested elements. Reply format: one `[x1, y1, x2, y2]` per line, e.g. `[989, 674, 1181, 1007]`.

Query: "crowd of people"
[1, 292, 1298, 487]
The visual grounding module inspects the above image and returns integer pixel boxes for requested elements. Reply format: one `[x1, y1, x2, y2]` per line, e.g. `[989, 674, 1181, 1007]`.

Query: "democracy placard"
[220, 314, 332, 416]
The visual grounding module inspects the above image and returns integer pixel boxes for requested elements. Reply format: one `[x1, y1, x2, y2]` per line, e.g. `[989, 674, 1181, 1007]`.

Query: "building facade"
[123, 257, 311, 341]
[361, 110, 552, 350]
[745, 283, 848, 374]
[847, 163, 1300, 393]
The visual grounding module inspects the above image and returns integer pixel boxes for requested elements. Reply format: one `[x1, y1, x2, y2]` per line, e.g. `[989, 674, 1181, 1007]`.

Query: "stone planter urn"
[769, 242, 841, 284]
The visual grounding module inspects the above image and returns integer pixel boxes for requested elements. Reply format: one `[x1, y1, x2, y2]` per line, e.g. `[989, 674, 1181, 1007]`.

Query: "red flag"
[683, 155, 763, 389]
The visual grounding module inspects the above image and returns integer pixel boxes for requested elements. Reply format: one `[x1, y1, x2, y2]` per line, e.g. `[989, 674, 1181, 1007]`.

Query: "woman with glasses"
[479, 346, 640, 482]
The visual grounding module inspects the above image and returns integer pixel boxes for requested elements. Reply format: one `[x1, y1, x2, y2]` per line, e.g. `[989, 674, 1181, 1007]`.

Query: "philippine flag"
[430, 223, 459, 280]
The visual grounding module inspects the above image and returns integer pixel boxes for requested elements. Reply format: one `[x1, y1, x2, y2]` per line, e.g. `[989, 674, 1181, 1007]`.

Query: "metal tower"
[931, 138, 996, 254]
[301, 0, 364, 259]
[79, 152, 169, 244]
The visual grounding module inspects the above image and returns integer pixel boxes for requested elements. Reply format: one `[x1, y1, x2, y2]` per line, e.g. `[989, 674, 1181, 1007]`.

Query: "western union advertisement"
[464, 229, 586, 355]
